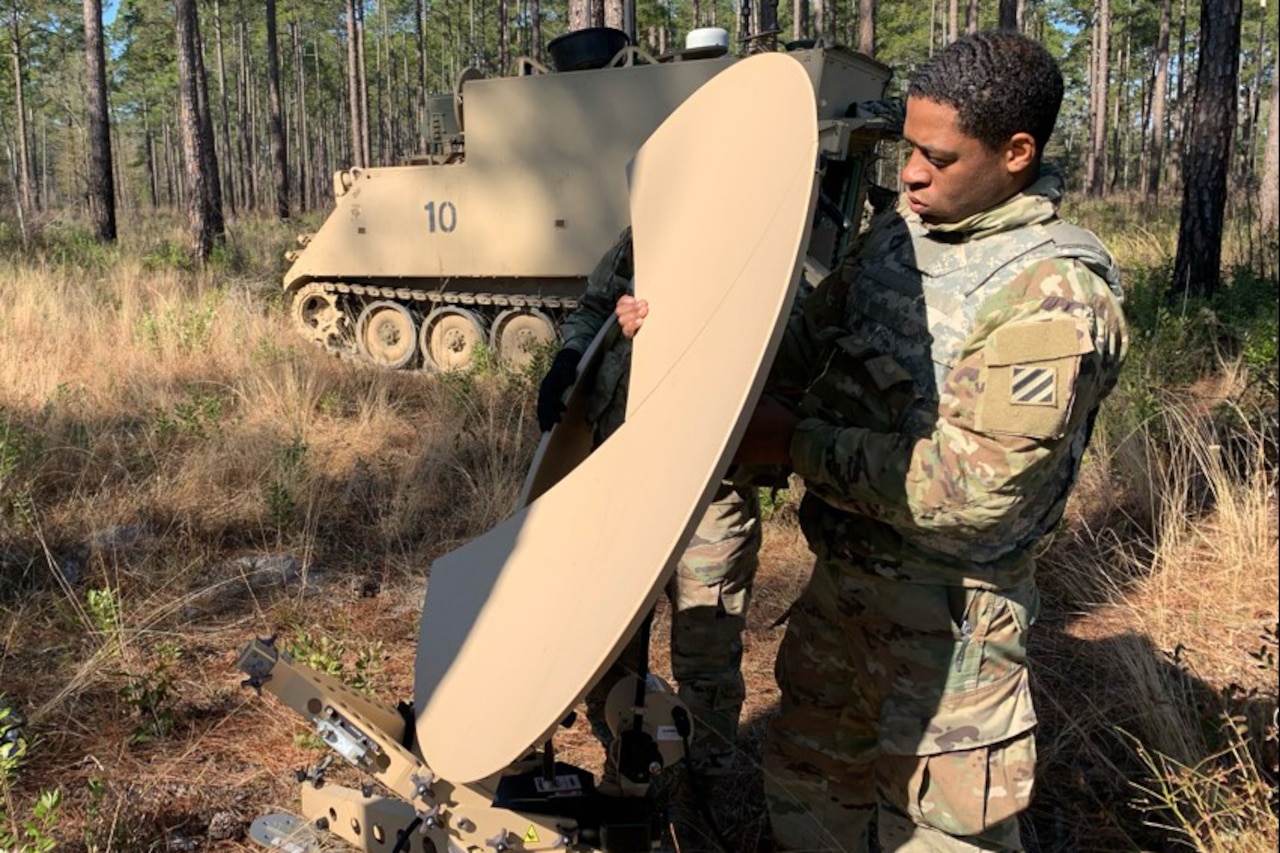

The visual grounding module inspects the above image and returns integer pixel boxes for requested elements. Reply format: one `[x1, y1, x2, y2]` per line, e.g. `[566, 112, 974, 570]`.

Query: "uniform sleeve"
[557, 228, 634, 355]
[788, 257, 1128, 536]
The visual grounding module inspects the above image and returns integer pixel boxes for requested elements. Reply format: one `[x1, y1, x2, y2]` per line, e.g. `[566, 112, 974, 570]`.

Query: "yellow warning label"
[523, 825, 541, 844]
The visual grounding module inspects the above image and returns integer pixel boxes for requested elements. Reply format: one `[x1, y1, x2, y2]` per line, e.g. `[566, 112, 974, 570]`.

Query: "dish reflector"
[414, 52, 819, 784]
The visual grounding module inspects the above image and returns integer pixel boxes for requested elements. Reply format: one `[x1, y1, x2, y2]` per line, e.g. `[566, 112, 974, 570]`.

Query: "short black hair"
[907, 30, 1064, 156]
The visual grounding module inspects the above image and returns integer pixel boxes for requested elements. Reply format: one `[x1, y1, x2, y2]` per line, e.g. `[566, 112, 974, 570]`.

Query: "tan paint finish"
[281, 46, 889, 293]
[299, 786, 437, 852]
[284, 58, 735, 288]
[238, 640, 576, 851]
[413, 52, 819, 784]
[237, 640, 425, 797]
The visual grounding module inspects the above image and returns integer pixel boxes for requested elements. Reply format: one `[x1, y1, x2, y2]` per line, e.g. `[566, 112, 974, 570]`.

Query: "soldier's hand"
[536, 347, 581, 432]
[616, 295, 648, 339]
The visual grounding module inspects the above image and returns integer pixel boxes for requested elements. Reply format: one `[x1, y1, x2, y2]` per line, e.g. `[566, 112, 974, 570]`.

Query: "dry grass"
[1028, 378, 1278, 852]
[0, 220, 544, 850]
[0, 213, 1276, 853]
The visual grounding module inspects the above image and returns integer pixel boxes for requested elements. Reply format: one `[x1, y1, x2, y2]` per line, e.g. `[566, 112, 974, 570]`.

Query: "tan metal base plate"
[414, 52, 819, 784]
[248, 813, 323, 853]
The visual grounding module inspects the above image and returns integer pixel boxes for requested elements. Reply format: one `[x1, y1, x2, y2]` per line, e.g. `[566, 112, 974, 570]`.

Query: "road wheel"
[422, 307, 486, 372]
[356, 300, 418, 369]
[491, 309, 557, 370]
[291, 283, 345, 346]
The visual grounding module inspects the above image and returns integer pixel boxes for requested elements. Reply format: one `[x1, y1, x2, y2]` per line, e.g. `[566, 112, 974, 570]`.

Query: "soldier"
[624, 30, 1130, 852]
[536, 230, 761, 783]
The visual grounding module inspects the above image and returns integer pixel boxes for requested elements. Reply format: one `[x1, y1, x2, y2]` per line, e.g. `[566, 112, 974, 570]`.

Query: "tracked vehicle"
[285, 29, 894, 372]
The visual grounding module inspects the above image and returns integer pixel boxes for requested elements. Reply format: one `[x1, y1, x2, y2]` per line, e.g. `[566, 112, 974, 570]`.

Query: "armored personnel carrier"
[284, 28, 893, 372]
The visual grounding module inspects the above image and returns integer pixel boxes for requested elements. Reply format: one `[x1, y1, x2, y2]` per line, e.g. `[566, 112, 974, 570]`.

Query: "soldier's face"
[900, 96, 1033, 225]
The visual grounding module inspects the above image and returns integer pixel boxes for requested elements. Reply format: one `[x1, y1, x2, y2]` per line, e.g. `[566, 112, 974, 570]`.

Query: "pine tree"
[84, 0, 117, 241]
[1171, 0, 1243, 300]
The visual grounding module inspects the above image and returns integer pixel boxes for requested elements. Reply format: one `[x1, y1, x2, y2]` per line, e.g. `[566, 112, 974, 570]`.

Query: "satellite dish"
[413, 52, 820, 784]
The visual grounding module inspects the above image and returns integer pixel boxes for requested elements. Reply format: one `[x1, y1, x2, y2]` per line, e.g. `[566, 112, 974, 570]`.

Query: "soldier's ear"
[1004, 132, 1037, 177]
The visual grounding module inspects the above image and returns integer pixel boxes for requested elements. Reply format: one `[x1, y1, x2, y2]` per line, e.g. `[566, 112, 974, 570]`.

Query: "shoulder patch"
[976, 317, 1091, 440]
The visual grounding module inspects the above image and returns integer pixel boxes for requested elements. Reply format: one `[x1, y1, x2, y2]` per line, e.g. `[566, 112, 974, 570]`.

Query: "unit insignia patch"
[1010, 365, 1058, 406]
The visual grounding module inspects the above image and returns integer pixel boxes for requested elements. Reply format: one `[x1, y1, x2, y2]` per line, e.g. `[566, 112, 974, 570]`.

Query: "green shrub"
[1, 699, 61, 853]
[119, 642, 182, 745]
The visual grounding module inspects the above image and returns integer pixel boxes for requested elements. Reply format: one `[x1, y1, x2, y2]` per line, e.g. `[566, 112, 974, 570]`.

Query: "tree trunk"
[109, 109, 124, 211]
[1241, 8, 1267, 181]
[1086, 0, 1110, 198]
[1146, 0, 1170, 204]
[176, 0, 225, 260]
[1137, 68, 1152, 196]
[346, 0, 364, 167]
[604, 0, 623, 31]
[532, 0, 542, 60]
[298, 26, 312, 210]
[415, 0, 426, 152]
[376, 1, 389, 162]
[8, 7, 30, 212]
[34, 120, 45, 209]
[948, 0, 959, 43]
[396, 33, 408, 157]
[194, 15, 223, 223]
[1170, 0, 1188, 189]
[794, 0, 808, 40]
[265, 0, 288, 219]
[142, 95, 158, 208]
[930, 0, 938, 55]
[1260, 51, 1279, 232]
[1084, 10, 1099, 190]
[83, 0, 116, 241]
[999, 0, 1017, 29]
[569, 0, 604, 30]
[237, 20, 255, 211]
[1110, 20, 1129, 193]
[313, 40, 326, 205]
[965, 0, 979, 34]
[356, 0, 371, 166]
[162, 114, 174, 207]
[499, 0, 511, 74]
[858, 0, 874, 56]
[213, 0, 236, 215]
[108, 108, 124, 211]
[1171, 0, 1243, 301]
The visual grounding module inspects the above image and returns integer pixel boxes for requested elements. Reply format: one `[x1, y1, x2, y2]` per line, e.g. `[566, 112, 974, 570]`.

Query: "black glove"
[537, 347, 582, 432]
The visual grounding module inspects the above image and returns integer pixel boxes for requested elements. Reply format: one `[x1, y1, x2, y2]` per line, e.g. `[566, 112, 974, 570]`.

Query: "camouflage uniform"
[558, 229, 762, 773]
[762, 169, 1129, 851]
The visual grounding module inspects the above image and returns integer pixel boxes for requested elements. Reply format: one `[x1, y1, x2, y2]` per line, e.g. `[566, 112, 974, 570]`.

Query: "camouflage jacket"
[557, 228, 634, 442]
[770, 168, 1129, 588]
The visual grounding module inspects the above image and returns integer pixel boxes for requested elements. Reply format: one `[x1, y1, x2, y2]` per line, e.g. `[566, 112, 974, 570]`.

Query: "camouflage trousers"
[587, 482, 761, 774]
[764, 558, 1039, 852]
